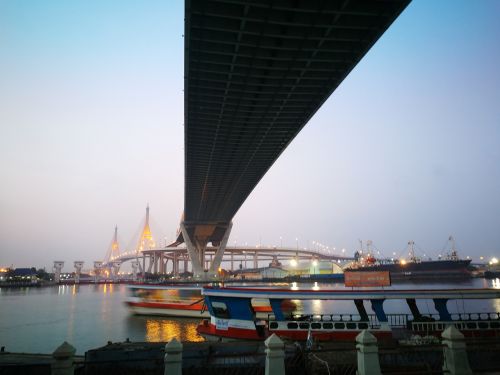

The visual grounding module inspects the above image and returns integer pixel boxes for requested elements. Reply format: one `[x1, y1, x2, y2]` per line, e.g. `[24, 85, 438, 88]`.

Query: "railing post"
[442, 326, 472, 375]
[164, 338, 183, 375]
[51, 341, 76, 375]
[356, 330, 381, 375]
[265, 333, 285, 375]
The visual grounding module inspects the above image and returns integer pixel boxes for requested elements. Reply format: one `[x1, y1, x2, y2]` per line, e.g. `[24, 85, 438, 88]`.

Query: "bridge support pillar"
[73, 261, 84, 284]
[180, 222, 232, 279]
[131, 261, 139, 281]
[208, 222, 232, 277]
[173, 252, 178, 277]
[180, 223, 206, 278]
[112, 261, 121, 280]
[53, 261, 64, 284]
[93, 261, 103, 283]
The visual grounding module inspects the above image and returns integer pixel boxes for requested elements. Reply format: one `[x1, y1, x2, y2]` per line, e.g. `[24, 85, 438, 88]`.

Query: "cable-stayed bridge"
[97, 205, 354, 279]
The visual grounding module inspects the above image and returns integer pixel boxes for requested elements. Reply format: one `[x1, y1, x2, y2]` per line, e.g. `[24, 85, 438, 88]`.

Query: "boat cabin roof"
[202, 286, 500, 300]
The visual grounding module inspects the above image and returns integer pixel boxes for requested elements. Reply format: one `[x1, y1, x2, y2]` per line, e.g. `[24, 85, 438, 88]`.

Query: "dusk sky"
[1, 1, 499, 271]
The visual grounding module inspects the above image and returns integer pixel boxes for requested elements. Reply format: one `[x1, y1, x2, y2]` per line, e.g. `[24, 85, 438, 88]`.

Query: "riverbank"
[3, 332, 500, 375]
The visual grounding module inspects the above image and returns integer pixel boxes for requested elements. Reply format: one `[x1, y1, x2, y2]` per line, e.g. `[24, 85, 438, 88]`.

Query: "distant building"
[260, 267, 288, 279]
[286, 260, 344, 275]
[12, 268, 37, 281]
[0, 268, 38, 284]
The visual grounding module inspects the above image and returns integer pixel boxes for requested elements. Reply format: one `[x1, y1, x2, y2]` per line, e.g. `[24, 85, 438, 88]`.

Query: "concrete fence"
[50, 326, 472, 375]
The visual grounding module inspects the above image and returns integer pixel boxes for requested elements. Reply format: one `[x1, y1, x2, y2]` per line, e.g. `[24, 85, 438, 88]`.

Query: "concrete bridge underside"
[179, 0, 410, 277]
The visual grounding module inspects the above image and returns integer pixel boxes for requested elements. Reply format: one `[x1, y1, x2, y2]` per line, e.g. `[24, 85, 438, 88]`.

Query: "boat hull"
[347, 260, 471, 279]
[126, 301, 209, 318]
[196, 318, 392, 342]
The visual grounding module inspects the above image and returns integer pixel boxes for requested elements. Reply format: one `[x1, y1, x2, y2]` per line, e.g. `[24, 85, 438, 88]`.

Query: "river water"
[1, 278, 499, 354]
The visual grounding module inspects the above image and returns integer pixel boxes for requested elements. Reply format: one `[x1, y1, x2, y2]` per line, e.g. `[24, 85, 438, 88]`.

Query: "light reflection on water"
[0, 278, 498, 354]
[144, 319, 203, 342]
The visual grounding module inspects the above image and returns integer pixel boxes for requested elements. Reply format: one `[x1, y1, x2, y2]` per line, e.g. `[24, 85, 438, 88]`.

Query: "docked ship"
[344, 237, 471, 279]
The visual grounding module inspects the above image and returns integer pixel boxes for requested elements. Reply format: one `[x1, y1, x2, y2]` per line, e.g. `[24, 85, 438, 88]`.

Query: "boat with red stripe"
[197, 286, 500, 342]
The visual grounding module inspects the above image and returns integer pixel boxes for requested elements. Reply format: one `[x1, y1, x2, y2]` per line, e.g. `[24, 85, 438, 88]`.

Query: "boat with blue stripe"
[197, 286, 500, 342]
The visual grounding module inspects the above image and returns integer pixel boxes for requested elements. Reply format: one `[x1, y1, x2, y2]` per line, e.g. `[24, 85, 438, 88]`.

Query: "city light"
[490, 257, 499, 265]
[290, 258, 298, 267]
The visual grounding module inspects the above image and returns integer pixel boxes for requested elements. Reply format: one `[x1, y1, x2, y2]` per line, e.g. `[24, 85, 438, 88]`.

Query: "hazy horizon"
[1, 0, 499, 271]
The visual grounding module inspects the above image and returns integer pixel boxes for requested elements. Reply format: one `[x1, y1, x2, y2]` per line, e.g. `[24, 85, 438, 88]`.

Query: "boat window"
[334, 322, 345, 329]
[490, 322, 500, 329]
[480, 313, 489, 320]
[478, 322, 488, 329]
[490, 313, 499, 320]
[346, 323, 356, 330]
[470, 314, 479, 320]
[287, 322, 298, 329]
[311, 323, 321, 330]
[437, 324, 443, 330]
[212, 301, 229, 319]
[466, 322, 477, 329]
[299, 323, 309, 329]
[454, 323, 463, 330]
[323, 322, 333, 329]
[269, 322, 278, 330]
[358, 323, 369, 330]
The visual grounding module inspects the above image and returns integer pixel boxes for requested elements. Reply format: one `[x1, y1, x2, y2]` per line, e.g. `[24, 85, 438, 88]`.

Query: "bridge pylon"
[180, 221, 232, 278]
[104, 226, 121, 264]
[136, 204, 156, 252]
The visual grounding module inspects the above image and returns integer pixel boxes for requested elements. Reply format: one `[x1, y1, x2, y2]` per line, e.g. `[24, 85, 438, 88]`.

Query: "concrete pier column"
[73, 261, 84, 284]
[180, 223, 207, 278]
[230, 251, 234, 271]
[184, 256, 188, 273]
[253, 251, 258, 269]
[442, 326, 472, 375]
[265, 334, 285, 375]
[173, 252, 178, 276]
[164, 338, 182, 375]
[142, 253, 146, 278]
[159, 252, 164, 274]
[53, 261, 64, 284]
[147, 254, 154, 274]
[208, 222, 232, 277]
[112, 261, 121, 280]
[93, 261, 102, 283]
[131, 261, 139, 281]
[51, 341, 76, 375]
[355, 330, 381, 375]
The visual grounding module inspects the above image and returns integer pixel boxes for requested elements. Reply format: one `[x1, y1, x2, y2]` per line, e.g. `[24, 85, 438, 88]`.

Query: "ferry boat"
[197, 286, 500, 342]
[345, 238, 471, 279]
[125, 284, 295, 318]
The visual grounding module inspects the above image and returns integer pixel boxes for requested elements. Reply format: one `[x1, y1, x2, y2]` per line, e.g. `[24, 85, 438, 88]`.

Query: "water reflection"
[126, 316, 203, 343]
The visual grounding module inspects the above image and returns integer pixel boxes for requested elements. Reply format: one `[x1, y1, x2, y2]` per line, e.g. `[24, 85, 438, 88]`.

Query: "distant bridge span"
[178, 0, 409, 277]
[110, 246, 355, 276]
